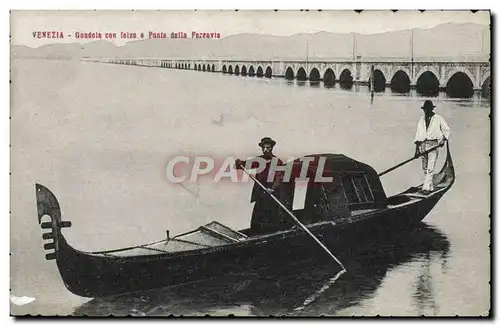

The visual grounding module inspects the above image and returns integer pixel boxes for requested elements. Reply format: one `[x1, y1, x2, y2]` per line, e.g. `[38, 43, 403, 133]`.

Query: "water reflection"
[282, 79, 489, 102]
[73, 223, 450, 317]
[414, 252, 439, 315]
[310, 81, 321, 88]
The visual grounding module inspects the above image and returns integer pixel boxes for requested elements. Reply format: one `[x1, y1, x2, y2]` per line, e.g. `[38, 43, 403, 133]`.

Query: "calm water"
[10, 59, 490, 316]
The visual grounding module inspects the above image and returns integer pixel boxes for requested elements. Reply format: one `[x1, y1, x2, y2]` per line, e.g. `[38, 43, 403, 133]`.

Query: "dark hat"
[258, 137, 276, 147]
[421, 100, 436, 110]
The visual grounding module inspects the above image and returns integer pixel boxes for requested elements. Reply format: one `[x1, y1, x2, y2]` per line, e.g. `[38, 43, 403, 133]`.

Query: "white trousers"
[420, 140, 439, 191]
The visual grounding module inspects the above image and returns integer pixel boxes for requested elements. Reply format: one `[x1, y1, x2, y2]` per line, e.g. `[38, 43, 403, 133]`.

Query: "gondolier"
[235, 137, 290, 232]
[414, 100, 451, 195]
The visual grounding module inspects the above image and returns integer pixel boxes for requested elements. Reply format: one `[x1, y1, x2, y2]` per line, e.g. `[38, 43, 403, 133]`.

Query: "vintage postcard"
[10, 10, 491, 317]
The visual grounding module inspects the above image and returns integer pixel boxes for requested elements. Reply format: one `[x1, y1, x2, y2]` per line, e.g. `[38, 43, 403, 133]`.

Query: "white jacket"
[414, 114, 451, 143]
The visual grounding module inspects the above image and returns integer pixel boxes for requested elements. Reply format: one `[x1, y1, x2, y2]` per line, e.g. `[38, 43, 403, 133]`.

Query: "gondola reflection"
[73, 223, 450, 317]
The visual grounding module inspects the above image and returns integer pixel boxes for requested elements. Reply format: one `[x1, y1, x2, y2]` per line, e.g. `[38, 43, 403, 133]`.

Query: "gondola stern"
[434, 141, 455, 190]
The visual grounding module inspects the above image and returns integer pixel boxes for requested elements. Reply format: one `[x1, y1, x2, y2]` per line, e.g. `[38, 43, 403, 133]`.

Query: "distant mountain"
[11, 22, 490, 60]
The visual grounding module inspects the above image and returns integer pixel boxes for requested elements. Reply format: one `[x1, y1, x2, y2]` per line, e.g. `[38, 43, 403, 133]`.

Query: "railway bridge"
[87, 56, 491, 97]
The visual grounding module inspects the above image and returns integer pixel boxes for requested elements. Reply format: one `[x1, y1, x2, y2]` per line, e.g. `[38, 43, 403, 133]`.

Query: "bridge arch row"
[219, 62, 275, 78]
[165, 61, 488, 97]
[363, 64, 479, 96]
[413, 66, 479, 88]
[283, 64, 356, 82]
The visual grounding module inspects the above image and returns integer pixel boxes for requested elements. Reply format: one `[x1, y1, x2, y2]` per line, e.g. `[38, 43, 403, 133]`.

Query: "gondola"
[35, 143, 455, 298]
[72, 224, 450, 316]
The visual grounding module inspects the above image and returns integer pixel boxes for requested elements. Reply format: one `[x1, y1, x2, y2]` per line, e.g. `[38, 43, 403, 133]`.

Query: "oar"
[237, 163, 347, 273]
[378, 141, 446, 177]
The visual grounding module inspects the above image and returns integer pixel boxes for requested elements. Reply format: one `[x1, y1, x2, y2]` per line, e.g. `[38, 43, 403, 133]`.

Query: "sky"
[10, 10, 490, 47]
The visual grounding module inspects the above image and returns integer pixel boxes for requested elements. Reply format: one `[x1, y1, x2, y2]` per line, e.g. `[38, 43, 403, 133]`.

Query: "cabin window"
[341, 174, 374, 204]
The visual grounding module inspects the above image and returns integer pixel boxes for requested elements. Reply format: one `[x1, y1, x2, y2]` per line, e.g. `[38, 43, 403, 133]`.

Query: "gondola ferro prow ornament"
[35, 183, 72, 261]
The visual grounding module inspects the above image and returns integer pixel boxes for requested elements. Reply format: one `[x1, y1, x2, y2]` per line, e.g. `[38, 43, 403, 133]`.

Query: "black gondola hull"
[54, 191, 444, 298]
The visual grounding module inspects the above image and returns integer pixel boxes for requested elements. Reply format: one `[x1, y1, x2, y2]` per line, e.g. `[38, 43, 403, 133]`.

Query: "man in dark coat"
[235, 137, 291, 232]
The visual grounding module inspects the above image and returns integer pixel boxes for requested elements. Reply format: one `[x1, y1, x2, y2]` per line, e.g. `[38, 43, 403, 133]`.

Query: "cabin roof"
[280, 153, 388, 223]
[305, 153, 375, 171]
[287, 153, 379, 178]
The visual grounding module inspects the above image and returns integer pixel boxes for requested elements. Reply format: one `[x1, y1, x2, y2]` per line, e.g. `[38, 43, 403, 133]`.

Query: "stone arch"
[444, 67, 475, 88]
[416, 70, 440, 96]
[414, 66, 440, 86]
[370, 69, 386, 92]
[285, 67, 294, 80]
[248, 66, 255, 77]
[323, 68, 336, 87]
[390, 70, 411, 93]
[389, 66, 411, 81]
[241, 65, 247, 76]
[222, 65, 227, 73]
[207, 64, 211, 72]
[309, 68, 321, 82]
[339, 68, 354, 89]
[296, 67, 307, 81]
[308, 64, 321, 75]
[202, 64, 206, 72]
[211, 64, 215, 72]
[228, 65, 233, 74]
[265, 66, 272, 78]
[256, 66, 264, 77]
[446, 71, 474, 98]
[336, 66, 352, 78]
[198, 64, 202, 71]
[234, 65, 240, 75]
